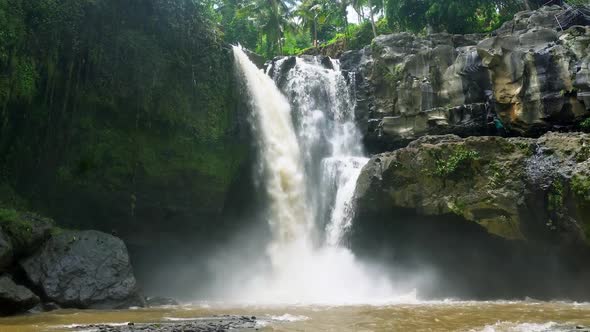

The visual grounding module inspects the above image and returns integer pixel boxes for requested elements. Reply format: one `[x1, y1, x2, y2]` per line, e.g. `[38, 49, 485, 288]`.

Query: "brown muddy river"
[1, 301, 590, 332]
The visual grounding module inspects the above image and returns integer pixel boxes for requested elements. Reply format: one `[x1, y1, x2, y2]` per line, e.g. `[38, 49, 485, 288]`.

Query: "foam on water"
[474, 321, 563, 332]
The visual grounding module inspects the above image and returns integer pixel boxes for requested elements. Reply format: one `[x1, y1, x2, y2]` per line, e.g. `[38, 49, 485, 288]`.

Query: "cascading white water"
[233, 46, 398, 304]
[279, 57, 369, 246]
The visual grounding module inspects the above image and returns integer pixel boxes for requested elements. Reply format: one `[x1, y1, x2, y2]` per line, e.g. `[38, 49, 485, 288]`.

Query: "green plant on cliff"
[0, 208, 37, 248]
[572, 175, 590, 200]
[432, 146, 479, 178]
[580, 118, 590, 133]
[488, 162, 508, 189]
[548, 180, 564, 212]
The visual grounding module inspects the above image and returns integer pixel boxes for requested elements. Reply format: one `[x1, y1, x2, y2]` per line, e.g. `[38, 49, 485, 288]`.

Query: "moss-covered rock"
[354, 132, 590, 246]
[0, 208, 55, 258]
[0, 0, 251, 246]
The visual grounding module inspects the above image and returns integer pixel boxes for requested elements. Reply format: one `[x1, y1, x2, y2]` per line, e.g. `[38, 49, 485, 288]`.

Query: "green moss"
[488, 162, 507, 189]
[548, 181, 564, 212]
[448, 200, 467, 216]
[514, 141, 534, 156]
[12, 58, 38, 101]
[0, 208, 34, 247]
[572, 175, 590, 200]
[432, 146, 479, 178]
[581, 118, 590, 133]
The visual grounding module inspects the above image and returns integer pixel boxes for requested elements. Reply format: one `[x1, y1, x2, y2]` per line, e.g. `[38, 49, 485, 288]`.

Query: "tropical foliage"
[207, 0, 586, 58]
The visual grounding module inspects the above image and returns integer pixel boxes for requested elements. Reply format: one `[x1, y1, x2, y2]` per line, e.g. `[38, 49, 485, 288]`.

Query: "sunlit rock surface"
[354, 132, 590, 245]
[341, 5, 590, 151]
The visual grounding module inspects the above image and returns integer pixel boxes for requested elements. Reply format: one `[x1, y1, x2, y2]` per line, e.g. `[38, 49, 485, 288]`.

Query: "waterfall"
[232, 47, 395, 304]
[278, 57, 369, 246]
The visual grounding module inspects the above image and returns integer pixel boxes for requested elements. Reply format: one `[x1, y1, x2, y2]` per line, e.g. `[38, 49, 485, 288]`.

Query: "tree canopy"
[200, 0, 584, 58]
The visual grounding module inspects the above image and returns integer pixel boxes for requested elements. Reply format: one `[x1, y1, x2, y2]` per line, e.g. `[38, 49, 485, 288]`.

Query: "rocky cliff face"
[351, 132, 590, 299]
[354, 132, 590, 245]
[341, 5, 590, 152]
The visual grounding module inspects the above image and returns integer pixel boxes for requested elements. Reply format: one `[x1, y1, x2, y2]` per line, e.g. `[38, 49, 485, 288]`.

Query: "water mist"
[230, 46, 400, 304]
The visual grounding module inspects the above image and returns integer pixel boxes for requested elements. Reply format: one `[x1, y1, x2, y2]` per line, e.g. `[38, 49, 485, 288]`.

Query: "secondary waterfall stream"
[232, 46, 395, 303]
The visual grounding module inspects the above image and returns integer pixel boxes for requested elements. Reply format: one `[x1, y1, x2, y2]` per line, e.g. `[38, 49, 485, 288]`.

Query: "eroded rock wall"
[341, 5, 590, 152]
[351, 132, 590, 300]
[354, 132, 590, 246]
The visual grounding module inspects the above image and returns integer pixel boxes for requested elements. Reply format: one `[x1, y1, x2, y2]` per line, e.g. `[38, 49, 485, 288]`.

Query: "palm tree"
[296, 0, 333, 47]
[238, 0, 295, 56]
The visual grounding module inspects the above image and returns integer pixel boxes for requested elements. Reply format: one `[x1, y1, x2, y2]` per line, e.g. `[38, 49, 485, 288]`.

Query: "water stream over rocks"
[232, 47, 394, 304]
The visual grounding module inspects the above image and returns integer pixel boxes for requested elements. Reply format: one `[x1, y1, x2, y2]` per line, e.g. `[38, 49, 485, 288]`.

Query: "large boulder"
[341, 5, 590, 152]
[21, 230, 144, 309]
[354, 132, 590, 246]
[0, 275, 39, 315]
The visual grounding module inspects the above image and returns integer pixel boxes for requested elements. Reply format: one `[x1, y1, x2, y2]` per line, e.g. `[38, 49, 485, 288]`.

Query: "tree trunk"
[314, 17, 318, 47]
[368, 0, 377, 38]
[524, 0, 531, 10]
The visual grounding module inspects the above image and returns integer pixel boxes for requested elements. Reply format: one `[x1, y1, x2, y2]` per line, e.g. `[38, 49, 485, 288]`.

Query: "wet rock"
[0, 230, 12, 271]
[354, 132, 590, 245]
[341, 6, 590, 152]
[21, 230, 144, 309]
[0, 274, 40, 315]
[243, 49, 266, 70]
[74, 315, 259, 332]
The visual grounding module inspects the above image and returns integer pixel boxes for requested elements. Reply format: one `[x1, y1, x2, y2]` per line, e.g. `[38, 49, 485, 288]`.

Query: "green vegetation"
[209, 0, 525, 58]
[0, 0, 249, 232]
[0, 208, 54, 250]
[488, 162, 508, 189]
[580, 118, 590, 132]
[432, 146, 480, 178]
[385, 0, 523, 34]
[548, 180, 564, 212]
[0, 208, 32, 249]
[448, 199, 467, 216]
[572, 174, 590, 199]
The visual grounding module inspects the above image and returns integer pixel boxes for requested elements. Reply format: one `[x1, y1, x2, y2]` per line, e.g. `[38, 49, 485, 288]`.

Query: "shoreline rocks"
[21, 230, 144, 309]
[72, 316, 259, 332]
[0, 209, 144, 316]
[0, 275, 39, 315]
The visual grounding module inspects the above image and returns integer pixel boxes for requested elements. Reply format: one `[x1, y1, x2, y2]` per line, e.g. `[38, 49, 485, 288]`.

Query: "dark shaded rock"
[267, 56, 297, 88]
[145, 296, 179, 307]
[243, 49, 266, 70]
[351, 132, 590, 300]
[0, 230, 12, 271]
[0, 275, 40, 315]
[21, 230, 144, 309]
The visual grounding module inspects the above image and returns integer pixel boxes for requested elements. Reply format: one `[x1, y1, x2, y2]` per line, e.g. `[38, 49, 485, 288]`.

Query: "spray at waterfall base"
[220, 46, 415, 304]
